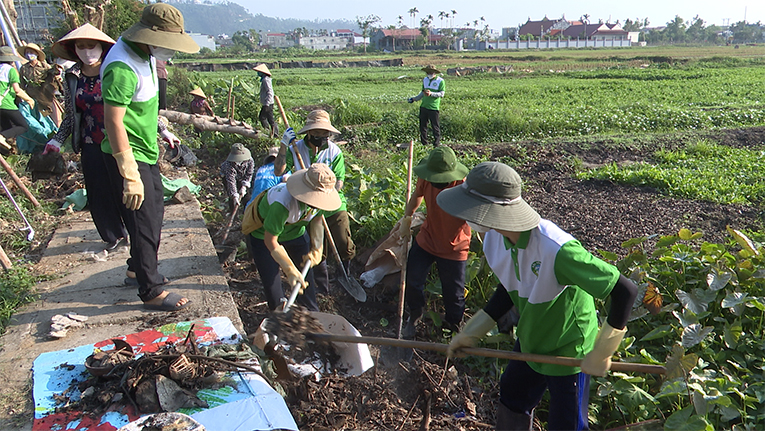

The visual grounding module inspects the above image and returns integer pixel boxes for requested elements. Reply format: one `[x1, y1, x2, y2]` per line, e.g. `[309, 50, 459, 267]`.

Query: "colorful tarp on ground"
[32, 316, 297, 431]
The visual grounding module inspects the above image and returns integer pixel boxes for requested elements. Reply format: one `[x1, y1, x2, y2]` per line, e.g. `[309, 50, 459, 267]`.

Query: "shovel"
[307, 333, 666, 375]
[322, 216, 366, 302]
[251, 261, 312, 380]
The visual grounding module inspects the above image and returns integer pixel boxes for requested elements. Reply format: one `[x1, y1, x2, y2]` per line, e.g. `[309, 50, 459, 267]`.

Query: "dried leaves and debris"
[53, 329, 262, 418]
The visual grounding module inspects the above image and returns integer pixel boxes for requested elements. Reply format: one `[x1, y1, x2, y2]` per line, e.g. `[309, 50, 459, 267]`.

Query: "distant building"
[263, 33, 293, 48]
[371, 28, 442, 50]
[518, 16, 570, 38]
[299, 35, 351, 50]
[189, 32, 216, 51]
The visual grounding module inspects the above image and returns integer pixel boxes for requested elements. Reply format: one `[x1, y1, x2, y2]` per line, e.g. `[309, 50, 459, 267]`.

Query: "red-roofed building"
[371, 28, 442, 50]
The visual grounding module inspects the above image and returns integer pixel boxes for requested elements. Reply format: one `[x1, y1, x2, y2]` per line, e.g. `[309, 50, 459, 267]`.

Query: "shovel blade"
[337, 271, 367, 302]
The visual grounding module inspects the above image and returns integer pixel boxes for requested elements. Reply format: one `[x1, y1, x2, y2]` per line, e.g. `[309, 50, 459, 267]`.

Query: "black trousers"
[248, 233, 318, 311]
[313, 210, 356, 294]
[158, 78, 167, 110]
[405, 239, 466, 325]
[499, 341, 591, 430]
[81, 143, 127, 243]
[105, 155, 166, 302]
[258, 104, 278, 135]
[0, 108, 28, 139]
[419, 107, 441, 147]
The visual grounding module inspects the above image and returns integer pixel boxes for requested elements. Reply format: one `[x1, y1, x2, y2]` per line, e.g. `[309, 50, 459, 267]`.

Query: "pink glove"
[160, 130, 180, 148]
[42, 139, 61, 155]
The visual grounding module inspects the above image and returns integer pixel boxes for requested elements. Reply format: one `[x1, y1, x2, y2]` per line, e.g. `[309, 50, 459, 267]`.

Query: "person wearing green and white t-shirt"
[407, 64, 445, 147]
[437, 162, 638, 431]
[0, 46, 35, 150]
[101, 3, 199, 312]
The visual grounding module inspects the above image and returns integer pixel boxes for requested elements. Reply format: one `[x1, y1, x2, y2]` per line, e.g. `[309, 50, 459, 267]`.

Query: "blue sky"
[237, 0, 763, 30]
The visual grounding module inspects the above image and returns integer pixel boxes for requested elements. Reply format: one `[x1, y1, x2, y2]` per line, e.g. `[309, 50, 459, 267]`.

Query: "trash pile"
[52, 326, 262, 418]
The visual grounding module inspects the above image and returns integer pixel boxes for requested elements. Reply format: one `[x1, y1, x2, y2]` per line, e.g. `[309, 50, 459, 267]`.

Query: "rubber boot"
[495, 402, 533, 431]
[402, 308, 422, 340]
[313, 260, 330, 295]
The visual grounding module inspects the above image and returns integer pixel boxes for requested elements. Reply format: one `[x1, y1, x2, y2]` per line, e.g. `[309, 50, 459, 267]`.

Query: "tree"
[581, 14, 590, 45]
[232, 30, 255, 51]
[59, 0, 143, 40]
[408, 7, 418, 29]
[730, 20, 763, 43]
[420, 15, 433, 47]
[438, 11, 446, 29]
[450, 10, 457, 28]
[685, 15, 706, 43]
[664, 15, 687, 43]
[356, 14, 381, 53]
[397, 15, 404, 28]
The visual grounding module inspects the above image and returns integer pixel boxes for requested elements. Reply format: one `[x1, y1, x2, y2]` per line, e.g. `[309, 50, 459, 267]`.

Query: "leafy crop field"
[176, 54, 765, 147]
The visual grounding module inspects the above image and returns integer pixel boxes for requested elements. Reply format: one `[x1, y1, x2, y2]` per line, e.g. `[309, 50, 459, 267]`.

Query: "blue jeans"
[248, 233, 318, 311]
[499, 341, 590, 431]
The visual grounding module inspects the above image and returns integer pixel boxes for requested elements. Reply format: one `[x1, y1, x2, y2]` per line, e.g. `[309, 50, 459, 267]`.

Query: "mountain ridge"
[171, 1, 357, 36]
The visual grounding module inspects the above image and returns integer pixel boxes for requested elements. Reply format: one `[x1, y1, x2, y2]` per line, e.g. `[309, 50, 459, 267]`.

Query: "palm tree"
[438, 11, 446, 29]
[451, 10, 457, 28]
[408, 7, 419, 29]
[582, 14, 590, 46]
[397, 15, 404, 28]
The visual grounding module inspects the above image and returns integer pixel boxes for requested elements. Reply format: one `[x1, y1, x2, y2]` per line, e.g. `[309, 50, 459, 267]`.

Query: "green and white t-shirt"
[0, 63, 19, 110]
[483, 219, 620, 376]
[250, 182, 321, 242]
[420, 76, 445, 111]
[285, 139, 346, 213]
[100, 37, 159, 164]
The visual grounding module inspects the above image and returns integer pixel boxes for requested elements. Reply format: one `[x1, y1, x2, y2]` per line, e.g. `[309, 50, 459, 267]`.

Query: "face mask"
[427, 73, 436, 79]
[26, 53, 37, 61]
[150, 46, 175, 62]
[307, 135, 328, 148]
[466, 221, 491, 233]
[75, 45, 103, 66]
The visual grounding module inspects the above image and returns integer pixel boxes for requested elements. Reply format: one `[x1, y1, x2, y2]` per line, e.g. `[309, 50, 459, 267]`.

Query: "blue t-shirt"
[248, 162, 288, 206]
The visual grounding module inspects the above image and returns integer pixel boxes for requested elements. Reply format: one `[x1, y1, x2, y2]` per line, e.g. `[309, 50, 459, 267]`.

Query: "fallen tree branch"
[159, 109, 260, 139]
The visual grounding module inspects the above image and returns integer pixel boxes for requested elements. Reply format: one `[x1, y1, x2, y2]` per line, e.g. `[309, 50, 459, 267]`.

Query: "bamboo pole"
[0, 154, 40, 207]
[0, 242, 11, 270]
[397, 140, 414, 339]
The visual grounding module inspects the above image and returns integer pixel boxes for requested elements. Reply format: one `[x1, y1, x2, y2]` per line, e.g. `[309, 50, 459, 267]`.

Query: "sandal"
[143, 292, 192, 312]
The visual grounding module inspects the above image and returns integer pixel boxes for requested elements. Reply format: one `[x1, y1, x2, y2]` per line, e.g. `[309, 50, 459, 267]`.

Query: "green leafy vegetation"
[0, 266, 40, 334]
[577, 141, 765, 205]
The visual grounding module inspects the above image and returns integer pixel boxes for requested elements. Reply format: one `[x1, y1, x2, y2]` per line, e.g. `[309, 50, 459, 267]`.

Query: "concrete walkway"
[0, 194, 242, 430]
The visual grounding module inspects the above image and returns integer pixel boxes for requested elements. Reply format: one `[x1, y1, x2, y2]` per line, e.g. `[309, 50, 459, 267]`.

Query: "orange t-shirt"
[414, 178, 471, 261]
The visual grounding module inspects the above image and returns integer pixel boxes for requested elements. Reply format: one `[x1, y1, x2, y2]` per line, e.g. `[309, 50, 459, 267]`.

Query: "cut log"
[159, 109, 260, 139]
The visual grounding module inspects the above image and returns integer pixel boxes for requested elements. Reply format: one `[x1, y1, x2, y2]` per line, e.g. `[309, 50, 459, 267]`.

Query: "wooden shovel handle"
[275, 95, 289, 129]
[308, 333, 666, 375]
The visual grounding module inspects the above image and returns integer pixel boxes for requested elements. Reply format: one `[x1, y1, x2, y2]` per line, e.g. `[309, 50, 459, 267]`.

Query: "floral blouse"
[75, 74, 105, 145]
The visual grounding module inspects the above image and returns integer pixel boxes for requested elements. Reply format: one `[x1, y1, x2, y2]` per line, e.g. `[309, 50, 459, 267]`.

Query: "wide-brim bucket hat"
[262, 146, 279, 164]
[21, 43, 45, 62]
[413, 146, 468, 183]
[297, 109, 340, 135]
[436, 161, 540, 231]
[122, 3, 200, 53]
[253, 63, 271, 76]
[0, 46, 22, 62]
[189, 87, 206, 98]
[52, 23, 116, 62]
[286, 163, 341, 211]
[226, 143, 251, 162]
[421, 64, 440, 74]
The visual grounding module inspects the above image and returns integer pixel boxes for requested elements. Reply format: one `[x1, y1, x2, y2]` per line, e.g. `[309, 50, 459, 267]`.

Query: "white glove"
[580, 322, 627, 376]
[239, 186, 247, 199]
[447, 310, 495, 358]
[398, 216, 412, 238]
[281, 127, 296, 146]
[42, 139, 61, 155]
[160, 130, 180, 148]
